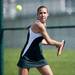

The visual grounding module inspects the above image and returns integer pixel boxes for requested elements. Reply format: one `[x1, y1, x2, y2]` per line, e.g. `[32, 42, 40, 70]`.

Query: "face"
[37, 8, 49, 23]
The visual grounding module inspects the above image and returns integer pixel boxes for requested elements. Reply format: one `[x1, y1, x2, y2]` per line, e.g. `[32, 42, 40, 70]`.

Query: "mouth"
[41, 17, 46, 20]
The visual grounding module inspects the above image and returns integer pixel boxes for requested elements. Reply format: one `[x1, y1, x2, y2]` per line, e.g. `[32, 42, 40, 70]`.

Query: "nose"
[42, 13, 45, 17]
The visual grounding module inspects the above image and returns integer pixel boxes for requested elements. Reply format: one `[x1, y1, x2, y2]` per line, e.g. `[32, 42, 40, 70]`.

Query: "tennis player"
[17, 5, 65, 75]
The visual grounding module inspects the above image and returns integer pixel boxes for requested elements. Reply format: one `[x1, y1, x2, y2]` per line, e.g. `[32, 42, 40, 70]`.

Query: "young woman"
[17, 5, 65, 75]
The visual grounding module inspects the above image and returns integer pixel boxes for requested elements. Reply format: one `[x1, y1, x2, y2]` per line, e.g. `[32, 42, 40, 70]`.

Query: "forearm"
[41, 39, 61, 47]
[41, 39, 48, 45]
[48, 39, 61, 47]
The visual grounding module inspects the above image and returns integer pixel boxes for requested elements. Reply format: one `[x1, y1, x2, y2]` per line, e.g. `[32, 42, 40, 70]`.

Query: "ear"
[47, 13, 49, 17]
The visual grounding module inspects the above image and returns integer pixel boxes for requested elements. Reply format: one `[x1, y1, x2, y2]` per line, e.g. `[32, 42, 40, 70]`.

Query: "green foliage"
[4, 48, 75, 75]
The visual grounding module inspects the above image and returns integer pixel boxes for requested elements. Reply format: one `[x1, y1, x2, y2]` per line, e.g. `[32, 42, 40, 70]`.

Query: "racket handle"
[57, 40, 65, 56]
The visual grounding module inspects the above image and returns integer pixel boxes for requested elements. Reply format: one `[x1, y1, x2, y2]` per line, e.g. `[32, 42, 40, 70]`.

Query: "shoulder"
[33, 20, 46, 32]
[31, 20, 46, 34]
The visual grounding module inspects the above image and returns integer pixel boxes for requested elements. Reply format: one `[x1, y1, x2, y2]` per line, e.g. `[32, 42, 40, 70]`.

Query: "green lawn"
[4, 48, 75, 75]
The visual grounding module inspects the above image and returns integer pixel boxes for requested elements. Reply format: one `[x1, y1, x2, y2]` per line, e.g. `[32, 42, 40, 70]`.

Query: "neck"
[37, 19, 46, 26]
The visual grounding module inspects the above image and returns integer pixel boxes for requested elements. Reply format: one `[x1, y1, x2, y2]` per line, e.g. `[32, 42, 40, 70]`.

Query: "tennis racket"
[57, 40, 65, 56]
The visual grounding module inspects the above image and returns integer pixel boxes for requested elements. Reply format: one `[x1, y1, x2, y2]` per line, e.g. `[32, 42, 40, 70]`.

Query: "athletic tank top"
[21, 28, 44, 61]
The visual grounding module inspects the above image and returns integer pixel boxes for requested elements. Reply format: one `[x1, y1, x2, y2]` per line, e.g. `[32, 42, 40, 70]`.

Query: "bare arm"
[35, 22, 62, 47]
[41, 39, 48, 45]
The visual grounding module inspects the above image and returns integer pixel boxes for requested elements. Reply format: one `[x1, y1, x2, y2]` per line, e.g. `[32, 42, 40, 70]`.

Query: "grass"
[4, 48, 75, 75]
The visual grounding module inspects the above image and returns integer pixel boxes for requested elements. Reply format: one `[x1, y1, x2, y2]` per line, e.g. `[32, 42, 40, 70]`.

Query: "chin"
[42, 20, 46, 23]
[39, 19, 46, 23]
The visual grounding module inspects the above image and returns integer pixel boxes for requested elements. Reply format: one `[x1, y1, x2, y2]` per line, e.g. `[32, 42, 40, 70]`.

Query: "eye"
[39, 12, 42, 14]
[39, 12, 46, 14]
[44, 12, 46, 14]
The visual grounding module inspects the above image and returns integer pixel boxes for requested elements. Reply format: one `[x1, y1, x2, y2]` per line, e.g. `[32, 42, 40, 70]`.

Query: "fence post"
[0, 0, 3, 75]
